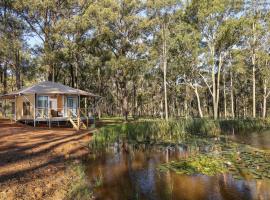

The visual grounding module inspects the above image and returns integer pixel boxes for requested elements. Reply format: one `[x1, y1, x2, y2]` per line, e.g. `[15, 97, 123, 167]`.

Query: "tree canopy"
[1, 0, 270, 119]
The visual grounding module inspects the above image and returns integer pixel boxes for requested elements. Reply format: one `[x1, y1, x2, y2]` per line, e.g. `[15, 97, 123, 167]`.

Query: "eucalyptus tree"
[169, 9, 203, 118]
[14, 0, 77, 82]
[258, 51, 270, 118]
[184, 0, 244, 119]
[146, 0, 182, 120]
[0, 0, 30, 92]
[82, 0, 149, 120]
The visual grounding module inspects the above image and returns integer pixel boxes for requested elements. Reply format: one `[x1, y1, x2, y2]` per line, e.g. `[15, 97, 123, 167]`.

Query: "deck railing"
[36, 107, 66, 119]
[35, 107, 91, 120]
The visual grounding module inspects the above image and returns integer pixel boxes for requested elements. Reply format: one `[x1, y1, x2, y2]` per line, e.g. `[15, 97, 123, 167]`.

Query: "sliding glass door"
[66, 96, 77, 117]
[37, 96, 48, 118]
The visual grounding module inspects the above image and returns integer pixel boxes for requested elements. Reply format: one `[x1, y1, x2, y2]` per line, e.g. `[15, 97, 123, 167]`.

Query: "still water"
[229, 129, 270, 150]
[85, 141, 270, 200]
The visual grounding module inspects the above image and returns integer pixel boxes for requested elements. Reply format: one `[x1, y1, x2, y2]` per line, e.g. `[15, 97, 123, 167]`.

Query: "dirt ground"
[0, 119, 92, 200]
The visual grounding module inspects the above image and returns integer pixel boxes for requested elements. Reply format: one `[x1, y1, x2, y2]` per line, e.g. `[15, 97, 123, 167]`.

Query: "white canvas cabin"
[0, 81, 99, 130]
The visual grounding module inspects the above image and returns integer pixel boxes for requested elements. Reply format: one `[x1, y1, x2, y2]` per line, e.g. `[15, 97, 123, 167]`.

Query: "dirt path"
[0, 119, 92, 200]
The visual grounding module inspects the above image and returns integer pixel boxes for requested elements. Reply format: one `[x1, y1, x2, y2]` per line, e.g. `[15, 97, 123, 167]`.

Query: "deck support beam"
[34, 94, 36, 127]
[14, 96, 17, 121]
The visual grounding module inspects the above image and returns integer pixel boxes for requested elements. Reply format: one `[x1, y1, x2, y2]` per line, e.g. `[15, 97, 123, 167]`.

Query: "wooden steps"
[69, 117, 88, 130]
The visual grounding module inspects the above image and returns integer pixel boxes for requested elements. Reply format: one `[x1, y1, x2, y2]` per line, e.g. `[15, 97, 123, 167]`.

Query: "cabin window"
[67, 97, 75, 108]
[37, 96, 48, 108]
[11, 102, 15, 114]
[23, 102, 30, 116]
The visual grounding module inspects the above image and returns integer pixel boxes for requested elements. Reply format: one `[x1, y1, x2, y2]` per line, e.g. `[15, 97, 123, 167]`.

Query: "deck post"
[34, 93, 36, 127]
[14, 96, 17, 121]
[4, 99, 6, 118]
[77, 95, 80, 129]
[49, 108, 51, 129]
[84, 97, 88, 128]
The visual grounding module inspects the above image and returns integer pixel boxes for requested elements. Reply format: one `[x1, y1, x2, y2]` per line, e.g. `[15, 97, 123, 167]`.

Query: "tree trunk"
[132, 81, 137, 118]
[160, 100, 164, 119]
[230, 70, 235, 119]
[194, 86, 203, 118]
[223, 73, 227, 119]
[3, 63, 7, 94]
[162, 23, 168, 121]
[97, 67, 101, 119]
[184, 85, 188, 119]
[263, 79, 268, 119]
[69, 63, 75, 88]
[252, 21, 256, 118]
[123, 87, 128, 121]
[214, 54, 222, 119]
[210, 46, 217, 119]
[15, 49, 21, 90]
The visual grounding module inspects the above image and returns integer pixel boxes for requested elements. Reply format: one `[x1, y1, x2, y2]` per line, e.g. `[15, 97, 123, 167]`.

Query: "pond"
[228, 129, 270, 150]
[85, 140, 270, 200]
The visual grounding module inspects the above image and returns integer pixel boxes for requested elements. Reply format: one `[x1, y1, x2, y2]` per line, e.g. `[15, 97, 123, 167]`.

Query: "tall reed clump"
[91, 118, 270, 149]
[185, 118, 220, 136]
[90, 119, 221, 148]
[219, 118, 270, 133]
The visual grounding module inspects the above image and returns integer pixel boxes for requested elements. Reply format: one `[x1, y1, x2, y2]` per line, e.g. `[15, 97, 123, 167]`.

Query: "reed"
[91, 118, 270, 149]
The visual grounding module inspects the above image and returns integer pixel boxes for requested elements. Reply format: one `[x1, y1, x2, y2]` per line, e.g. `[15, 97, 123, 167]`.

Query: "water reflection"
[228, 130, 270, 150]
[86, 143, 270, 200]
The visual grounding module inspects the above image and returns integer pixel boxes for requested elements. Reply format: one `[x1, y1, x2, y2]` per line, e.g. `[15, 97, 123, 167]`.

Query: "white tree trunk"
[162, 23, 168, 121]
[194, 86, 203, 118]
[263, 79, 268, 119]
[230, 70, 235, 119]
[223, 73, 227, 119]
[210, 46, 218, 119]
[252, 21, 256, 118]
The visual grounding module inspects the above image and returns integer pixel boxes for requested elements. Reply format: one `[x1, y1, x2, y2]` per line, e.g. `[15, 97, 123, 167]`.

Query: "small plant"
[93, 170, 103, 188]
[66, 164, 93, 200]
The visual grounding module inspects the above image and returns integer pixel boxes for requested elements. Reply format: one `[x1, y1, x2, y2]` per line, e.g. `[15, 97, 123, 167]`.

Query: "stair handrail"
[79, 108, 89, 129]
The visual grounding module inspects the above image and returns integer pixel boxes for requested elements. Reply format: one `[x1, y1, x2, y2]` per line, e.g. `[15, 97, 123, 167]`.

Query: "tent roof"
[0, 81, 99, 99]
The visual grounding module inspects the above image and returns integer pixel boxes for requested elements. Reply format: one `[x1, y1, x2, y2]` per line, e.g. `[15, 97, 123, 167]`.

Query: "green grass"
[65, 164, 93, 200]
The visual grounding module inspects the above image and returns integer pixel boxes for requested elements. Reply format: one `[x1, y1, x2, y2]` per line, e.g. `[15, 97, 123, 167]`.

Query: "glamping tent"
[0, 81, 99, 130]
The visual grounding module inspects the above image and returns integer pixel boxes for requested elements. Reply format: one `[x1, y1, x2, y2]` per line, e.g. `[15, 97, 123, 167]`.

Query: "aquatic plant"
[157, 138, 270, 180]
[158, 154, 228, 176]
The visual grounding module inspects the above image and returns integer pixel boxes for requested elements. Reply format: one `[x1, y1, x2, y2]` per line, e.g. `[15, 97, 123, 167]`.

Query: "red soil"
[0, 119, 92, 200]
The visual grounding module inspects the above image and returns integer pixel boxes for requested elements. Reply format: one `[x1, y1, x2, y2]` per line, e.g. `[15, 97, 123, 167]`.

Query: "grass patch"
[65, 163, 93, 200]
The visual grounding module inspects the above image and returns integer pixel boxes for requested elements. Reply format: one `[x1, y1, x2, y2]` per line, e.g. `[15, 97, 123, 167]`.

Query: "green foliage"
[91, 118, 270, 150]
[158, 137, 270, 180]
[66, 164, 93, 200]
[159, 154, 228, 176]
[219, 118, 270, 133]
